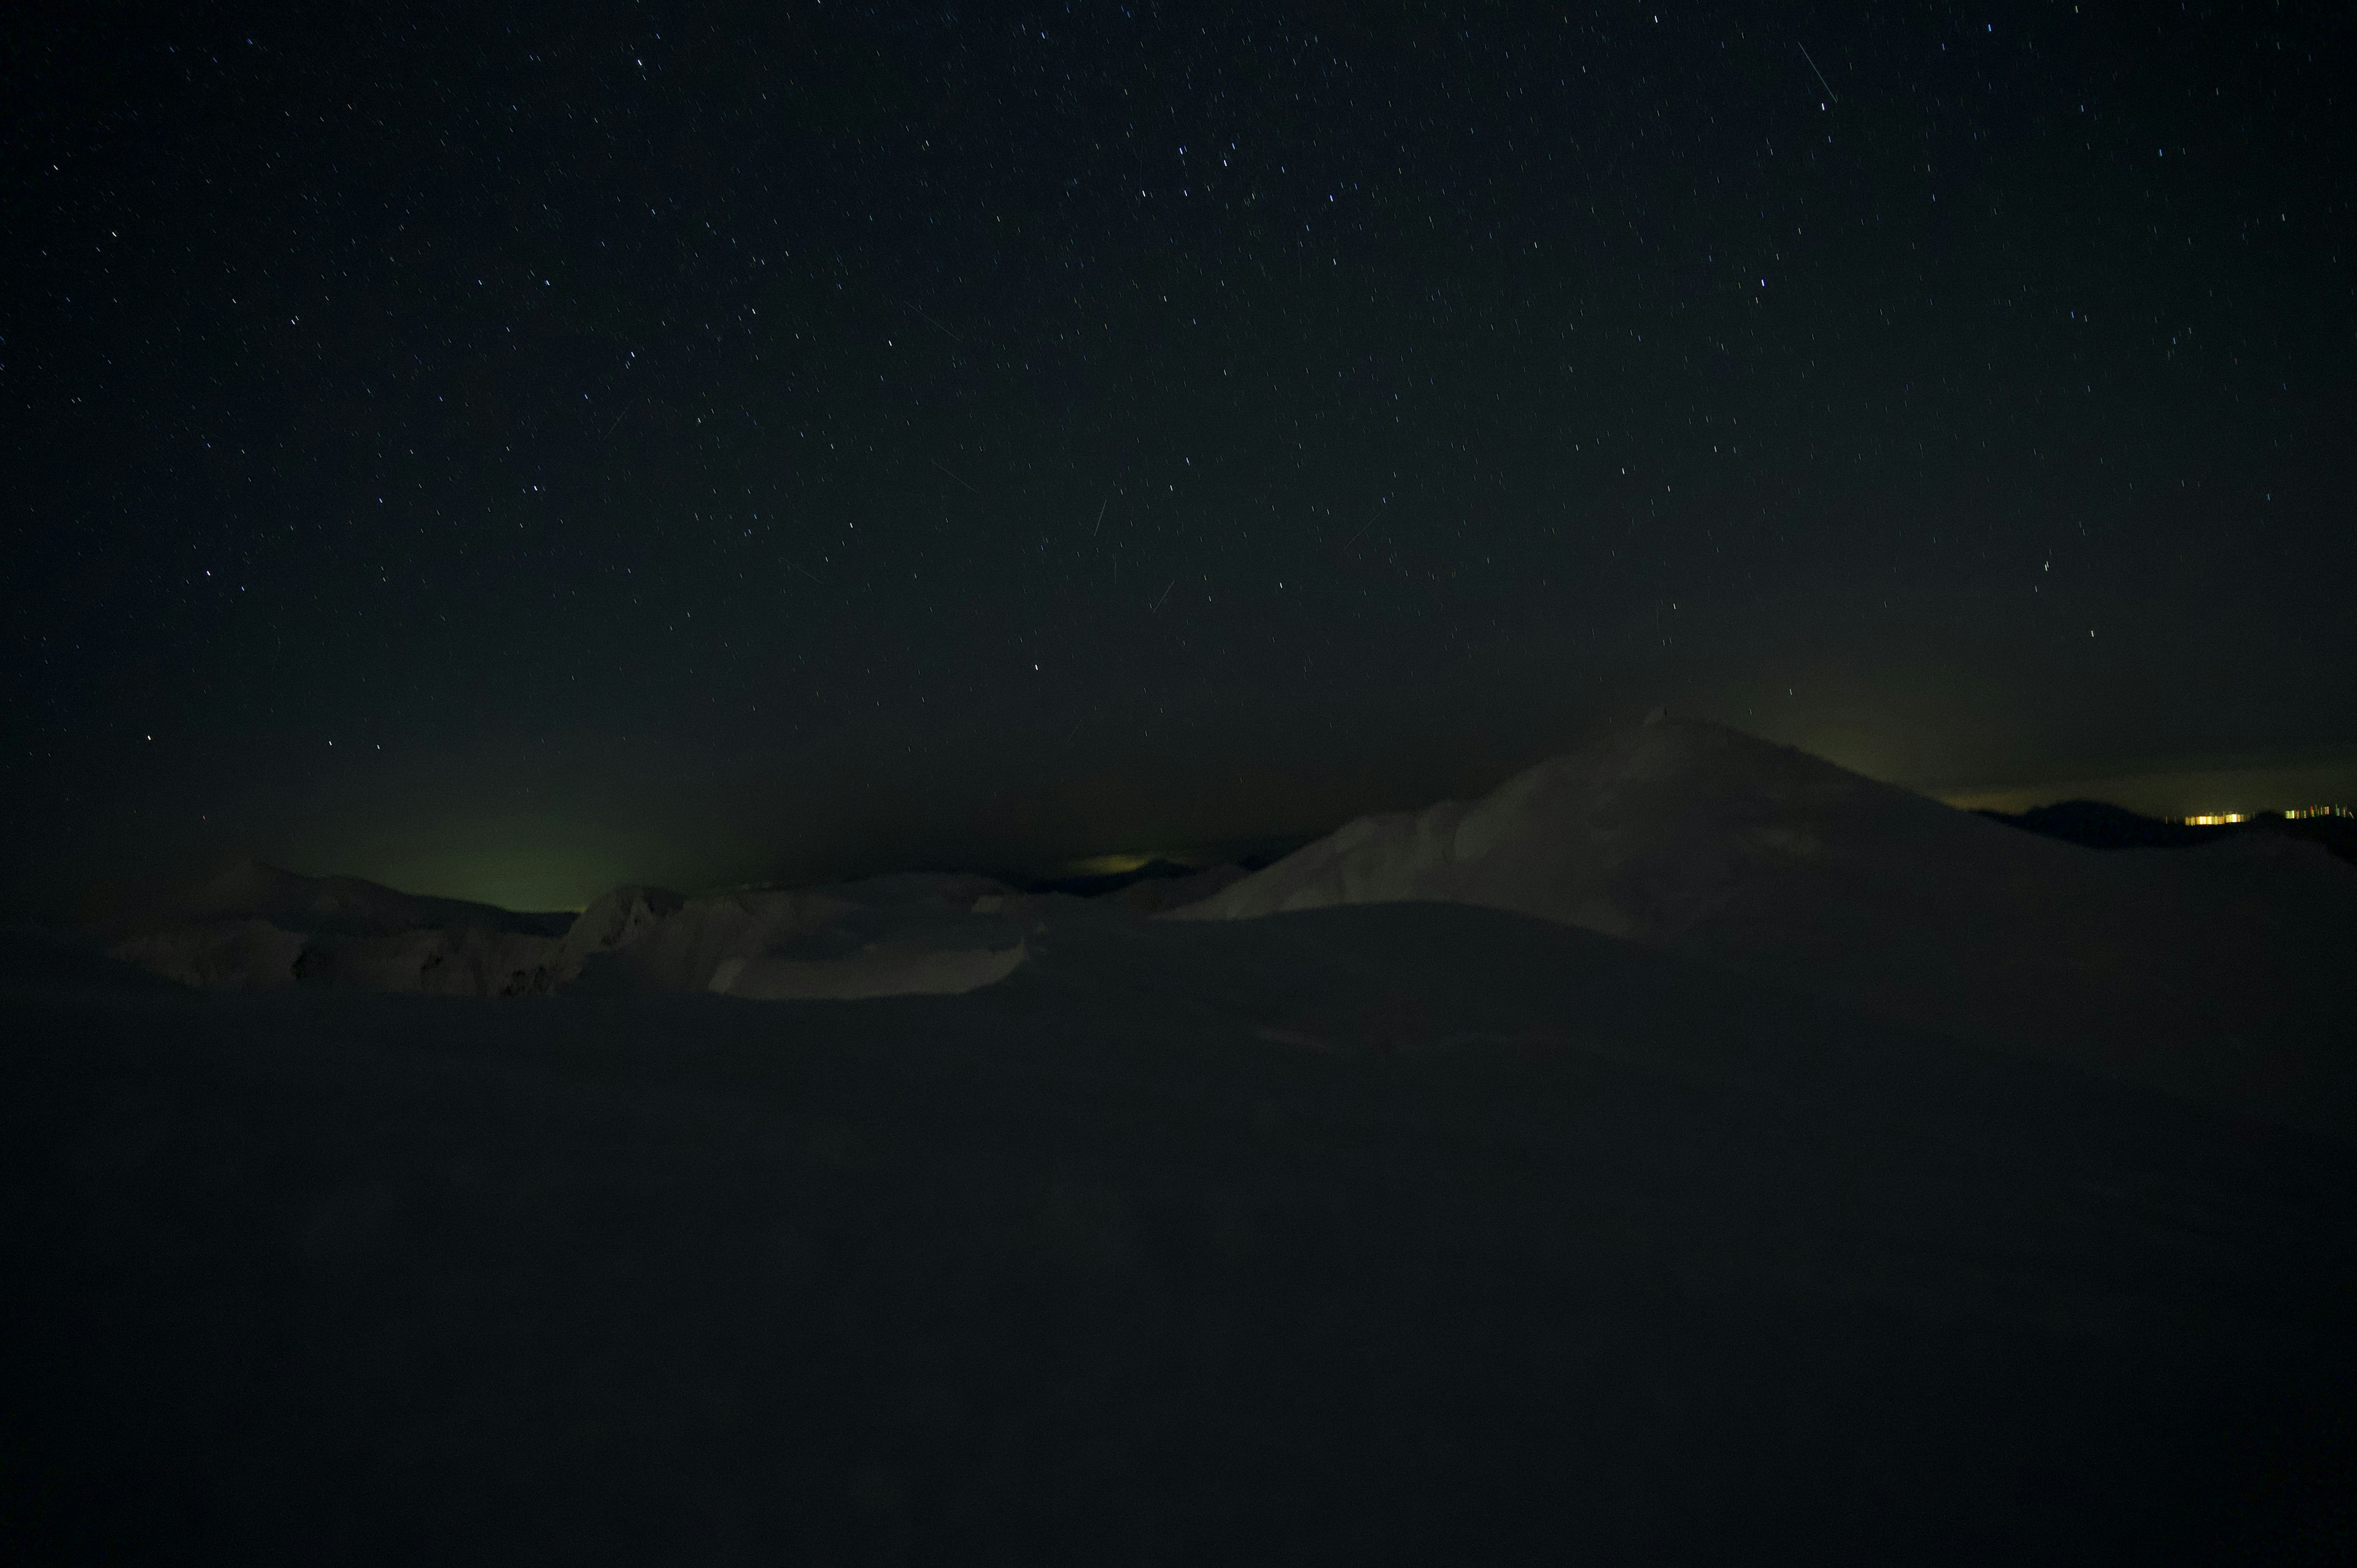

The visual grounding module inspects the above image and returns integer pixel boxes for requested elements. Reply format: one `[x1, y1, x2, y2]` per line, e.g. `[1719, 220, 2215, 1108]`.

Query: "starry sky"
[7, 2, 2354, 908]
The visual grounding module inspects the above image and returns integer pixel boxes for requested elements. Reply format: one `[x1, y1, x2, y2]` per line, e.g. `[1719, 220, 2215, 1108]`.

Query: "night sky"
[7, 2, 2353, 909]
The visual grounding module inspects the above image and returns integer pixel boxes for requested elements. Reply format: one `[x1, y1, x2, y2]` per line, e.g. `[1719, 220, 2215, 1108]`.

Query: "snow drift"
[1170, 713, 2357, 1132]
[77, 716, 2357, 1132]
[103, 867, 1032, 1002]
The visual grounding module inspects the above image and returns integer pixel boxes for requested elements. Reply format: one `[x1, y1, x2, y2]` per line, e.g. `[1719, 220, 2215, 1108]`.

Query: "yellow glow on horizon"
[1063, 852, 1174, 876]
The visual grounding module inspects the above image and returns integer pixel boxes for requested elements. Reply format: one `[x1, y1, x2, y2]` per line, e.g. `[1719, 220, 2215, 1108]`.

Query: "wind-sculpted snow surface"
[711, 939, 1029, 1000]
[6, 899, 2353, 1562]
[75, 718, 2357, 1121]
[102, 870, 1034, 1002]
[582, 876, 1032, 1000]
[1172, 715, 2357, 1134]
[110, 916, 310, 992]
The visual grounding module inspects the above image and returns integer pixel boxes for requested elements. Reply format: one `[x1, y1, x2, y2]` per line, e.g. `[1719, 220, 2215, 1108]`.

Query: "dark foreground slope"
[4, 902, 2352, 1565]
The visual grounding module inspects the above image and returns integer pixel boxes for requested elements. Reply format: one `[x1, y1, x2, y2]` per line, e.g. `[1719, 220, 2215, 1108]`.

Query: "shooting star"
[903, 300, 965, 344]
[928, 457, 981, 495]
[1798, 43, 1837, 104]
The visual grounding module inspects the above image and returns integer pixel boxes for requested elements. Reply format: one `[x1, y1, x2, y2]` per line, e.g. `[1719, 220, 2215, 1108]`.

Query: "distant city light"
[2175, 806, 2351, 827]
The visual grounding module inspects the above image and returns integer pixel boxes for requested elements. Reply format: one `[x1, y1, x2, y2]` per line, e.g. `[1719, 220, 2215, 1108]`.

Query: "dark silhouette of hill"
[1983, 800, 2357, 867]
[2291, 813, 2357, 866]
[1015, 857, 1210, 899]
[1976, 799, 2216, 849]
[1011, 840, 1315, 900]
[80, 855, 574, 941]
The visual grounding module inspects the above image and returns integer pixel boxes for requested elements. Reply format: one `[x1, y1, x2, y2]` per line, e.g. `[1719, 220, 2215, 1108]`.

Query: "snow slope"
[4, 898, 2351, 1563]
[103, 870, 1035, 1001]
[1172, 715, 2357, 1134]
